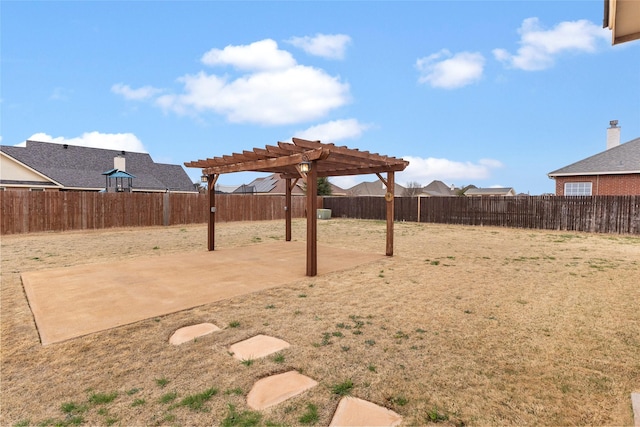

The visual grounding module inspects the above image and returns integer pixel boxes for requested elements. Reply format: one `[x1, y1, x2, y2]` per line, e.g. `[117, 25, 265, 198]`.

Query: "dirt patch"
[1, 219, 639, 426]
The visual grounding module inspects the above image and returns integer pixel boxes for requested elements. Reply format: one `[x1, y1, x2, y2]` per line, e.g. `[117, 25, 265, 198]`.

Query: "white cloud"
[201, 39, 296, 71]
[286, 34, 352, 60]
[21, 132, 147, 152]
[116, 39, 350, 126]
[294, 119, 372, 142]
[493, 18, 609, 71]
[416, 50, 485, 89]
[398, 156, 503, 186]
[156, 65, 350, 126]
[111, 83, 163, 100]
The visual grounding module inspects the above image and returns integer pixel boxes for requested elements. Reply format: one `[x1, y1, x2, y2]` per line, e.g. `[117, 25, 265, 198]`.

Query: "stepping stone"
[229, 334, 290, 360]
[330, 397, 402, 427]
[247, 371, 317, 410]
[169, 323, 221, 345]
[632, 392, 640, 427]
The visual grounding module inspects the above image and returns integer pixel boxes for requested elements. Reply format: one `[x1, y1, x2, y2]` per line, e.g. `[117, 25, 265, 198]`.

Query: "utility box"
[317, 209, 332, 220]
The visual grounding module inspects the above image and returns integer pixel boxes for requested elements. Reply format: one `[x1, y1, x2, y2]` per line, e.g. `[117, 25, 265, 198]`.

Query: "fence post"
[163, 192, 170, 226]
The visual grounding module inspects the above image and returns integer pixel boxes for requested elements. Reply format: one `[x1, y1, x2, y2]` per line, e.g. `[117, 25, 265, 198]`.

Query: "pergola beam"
[198, 148, 329, 175]
[292, 138, 402, 164]
[279, 163, 407, 179]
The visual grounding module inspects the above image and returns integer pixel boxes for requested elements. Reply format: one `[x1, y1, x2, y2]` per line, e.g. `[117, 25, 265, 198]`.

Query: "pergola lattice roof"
[184, 138, 409, 178]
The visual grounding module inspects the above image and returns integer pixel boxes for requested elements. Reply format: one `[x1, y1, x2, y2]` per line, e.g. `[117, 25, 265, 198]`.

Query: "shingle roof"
[548, 137, 640, 176]
[245, 173, 305, 194]
[347, 180, 406, 196]
[1, 140, 196, 192]
[422, 180, 454, 196]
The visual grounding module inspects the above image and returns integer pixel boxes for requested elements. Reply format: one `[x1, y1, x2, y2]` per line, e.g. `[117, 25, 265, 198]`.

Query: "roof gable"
[0, 152, 61, 186]
[548, 137, 640, 176]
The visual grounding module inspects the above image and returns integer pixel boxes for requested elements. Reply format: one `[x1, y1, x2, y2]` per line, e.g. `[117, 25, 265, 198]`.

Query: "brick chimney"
[606, 120, 620, 150]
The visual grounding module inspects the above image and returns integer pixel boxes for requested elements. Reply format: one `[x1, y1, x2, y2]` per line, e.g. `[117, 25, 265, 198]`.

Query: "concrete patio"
[22, 241, 382, 345]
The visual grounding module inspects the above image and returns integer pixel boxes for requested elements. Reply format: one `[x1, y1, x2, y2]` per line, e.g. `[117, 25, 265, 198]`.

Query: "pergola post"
[207, 174, 219, 251]
[386, 171, 395, 256]
[285, 178, 292, 241]
[306, 161, 318, 276]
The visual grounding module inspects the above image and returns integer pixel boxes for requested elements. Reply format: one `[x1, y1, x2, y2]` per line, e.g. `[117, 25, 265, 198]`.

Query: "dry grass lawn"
[1, 219, 639, 426]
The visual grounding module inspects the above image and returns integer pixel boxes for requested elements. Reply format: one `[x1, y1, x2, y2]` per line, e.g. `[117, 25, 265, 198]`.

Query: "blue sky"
[2, 1, 638, 194]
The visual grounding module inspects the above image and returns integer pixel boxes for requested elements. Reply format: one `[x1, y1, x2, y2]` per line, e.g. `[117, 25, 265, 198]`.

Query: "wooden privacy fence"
[3, 192, 638, 235]
[0, 192, 311, 235]
[322, 195, 640, 235]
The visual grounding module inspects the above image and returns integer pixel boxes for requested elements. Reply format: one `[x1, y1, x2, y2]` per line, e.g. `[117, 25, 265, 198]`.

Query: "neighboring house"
[347, 180, 406, 197]
[465, 187, 516, 197]
[242, 174, 304, 195]
[229, 173, 346, 196]
[548, 122, 640, 196]
[0, 140, 197, 193]
[420, 180, 456, 196]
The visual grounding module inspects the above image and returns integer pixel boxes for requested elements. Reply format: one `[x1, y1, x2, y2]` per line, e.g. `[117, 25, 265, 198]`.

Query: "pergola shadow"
[186, 138, 409, 276]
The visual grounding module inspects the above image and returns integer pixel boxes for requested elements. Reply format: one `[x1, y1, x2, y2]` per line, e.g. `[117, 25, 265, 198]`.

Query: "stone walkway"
[171, 323, 403, 426]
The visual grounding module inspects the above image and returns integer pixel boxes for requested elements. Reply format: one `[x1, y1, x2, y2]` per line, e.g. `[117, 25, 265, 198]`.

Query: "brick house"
[548, 122, 640, 196]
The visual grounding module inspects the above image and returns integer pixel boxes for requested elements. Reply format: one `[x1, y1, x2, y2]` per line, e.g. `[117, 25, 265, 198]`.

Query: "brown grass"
[1, 219, 639, 426]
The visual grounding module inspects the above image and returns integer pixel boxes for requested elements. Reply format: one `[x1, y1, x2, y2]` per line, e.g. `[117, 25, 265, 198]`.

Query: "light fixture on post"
[299, 155, 311, 173]
[201, 174, 208, 183]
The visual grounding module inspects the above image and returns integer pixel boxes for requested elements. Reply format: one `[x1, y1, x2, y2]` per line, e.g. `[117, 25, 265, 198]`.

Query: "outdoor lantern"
[201, 174, 208, 183]
[299, 160, 311, 173]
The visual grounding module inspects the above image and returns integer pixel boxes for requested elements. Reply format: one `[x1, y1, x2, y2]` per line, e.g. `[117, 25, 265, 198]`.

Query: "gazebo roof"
[184, 138, 409, 177]
[101, 168, 136, 179]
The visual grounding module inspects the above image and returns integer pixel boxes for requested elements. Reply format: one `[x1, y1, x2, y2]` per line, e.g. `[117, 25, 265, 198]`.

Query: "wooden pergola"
[185, 138, 409, 276]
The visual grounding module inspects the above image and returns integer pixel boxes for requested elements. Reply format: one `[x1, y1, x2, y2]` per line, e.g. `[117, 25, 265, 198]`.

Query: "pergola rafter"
[185, 138, 409, 276]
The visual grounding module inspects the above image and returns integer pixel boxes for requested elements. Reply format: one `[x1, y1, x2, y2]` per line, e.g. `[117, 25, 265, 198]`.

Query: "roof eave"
[548, 170, 640, 177]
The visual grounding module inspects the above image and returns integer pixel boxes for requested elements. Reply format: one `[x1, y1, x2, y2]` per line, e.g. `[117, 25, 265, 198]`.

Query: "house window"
[29, 188, 45, 192]
[564, 182, 592, 196]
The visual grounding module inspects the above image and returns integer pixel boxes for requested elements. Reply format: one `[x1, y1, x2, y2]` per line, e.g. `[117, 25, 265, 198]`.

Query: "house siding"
[554, 174, 640, 196]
